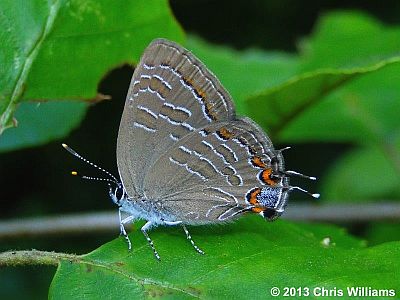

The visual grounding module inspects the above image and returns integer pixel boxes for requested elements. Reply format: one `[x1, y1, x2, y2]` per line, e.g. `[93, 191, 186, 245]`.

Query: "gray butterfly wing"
[117, 39, 235, 199]
[143, 117, 288, 224]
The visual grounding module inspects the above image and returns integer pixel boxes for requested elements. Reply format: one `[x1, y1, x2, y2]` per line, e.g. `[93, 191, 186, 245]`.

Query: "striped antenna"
[62, 143, 120, 185]
[288, 186, 320, 199]
[285, 170, 317, 181]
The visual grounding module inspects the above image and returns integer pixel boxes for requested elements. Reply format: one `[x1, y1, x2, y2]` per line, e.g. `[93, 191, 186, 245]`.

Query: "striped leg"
[141, 221, 160, 260]
[182, 225, 205, 255]
[118, 208, 134, 250]
[164, 220, 203, 254]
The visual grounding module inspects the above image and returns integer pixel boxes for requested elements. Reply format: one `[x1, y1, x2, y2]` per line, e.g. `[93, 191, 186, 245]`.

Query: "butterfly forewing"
[117, 39, 236, 199]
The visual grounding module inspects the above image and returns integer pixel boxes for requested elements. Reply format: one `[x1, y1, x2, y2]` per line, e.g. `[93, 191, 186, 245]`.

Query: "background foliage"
[0, 0, 399, 298]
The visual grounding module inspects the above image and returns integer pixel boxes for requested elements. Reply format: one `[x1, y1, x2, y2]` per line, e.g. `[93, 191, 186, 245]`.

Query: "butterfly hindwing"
[143, 117, 287, 223]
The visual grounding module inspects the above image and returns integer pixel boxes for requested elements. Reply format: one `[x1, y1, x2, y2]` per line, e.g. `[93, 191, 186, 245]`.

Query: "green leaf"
[0, 101, 87, 153]
[0, 0, 184, 133]
[299, 11, 400, 70]
[49, 217, 399, 299]
[277, 61, 400, 144]
[244, 12, 400, 143]
[246, 58, 400, 140]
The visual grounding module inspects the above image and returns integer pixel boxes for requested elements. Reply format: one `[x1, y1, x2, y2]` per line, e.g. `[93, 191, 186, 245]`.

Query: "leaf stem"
[0, 249, 202, 298]
[0, 250, 78, 267]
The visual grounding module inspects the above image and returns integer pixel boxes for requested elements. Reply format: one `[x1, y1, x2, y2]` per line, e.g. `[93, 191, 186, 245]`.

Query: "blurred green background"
[1, 0, 400, 298]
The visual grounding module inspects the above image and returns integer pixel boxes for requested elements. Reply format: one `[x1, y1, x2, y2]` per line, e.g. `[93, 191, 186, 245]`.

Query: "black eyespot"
[262, 208, 278, 221]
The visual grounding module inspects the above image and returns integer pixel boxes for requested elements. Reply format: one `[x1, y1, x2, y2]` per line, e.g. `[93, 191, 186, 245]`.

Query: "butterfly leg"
[163, 221, 204, 255]
[182, 224, 205, 255]
[141, 221, 161, 260]
[118, 208, 135, 250]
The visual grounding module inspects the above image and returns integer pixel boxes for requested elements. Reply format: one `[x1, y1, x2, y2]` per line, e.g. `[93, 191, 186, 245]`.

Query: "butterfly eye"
[114, 185, 124, 201]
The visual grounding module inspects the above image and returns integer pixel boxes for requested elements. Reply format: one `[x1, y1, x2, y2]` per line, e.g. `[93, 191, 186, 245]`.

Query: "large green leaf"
[247, 59, 400, 140]
[0, 0, 184, 133]
[299, 11, 400, 70]
[306, 63, 400, 201]
[49, 217, 399, 299]
[245, 11, 400, 142]
[277, 61, 400, 144]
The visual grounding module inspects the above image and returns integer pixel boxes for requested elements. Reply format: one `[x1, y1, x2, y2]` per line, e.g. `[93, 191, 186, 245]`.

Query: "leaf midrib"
[66, 256, 201, 298]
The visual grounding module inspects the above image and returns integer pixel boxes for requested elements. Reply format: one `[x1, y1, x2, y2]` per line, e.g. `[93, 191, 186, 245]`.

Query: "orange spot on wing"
[247, 188, 261, 205]
[246, 187, 268, 214]
[183, 76, 219, 120]
[260, 168, 277, 186]
[252, 207, 264, 213]
[217, 127, 234, 140]
[251, 156, 266, 168]
[186, 77, 207, 99]
[197, 87, 207, 99]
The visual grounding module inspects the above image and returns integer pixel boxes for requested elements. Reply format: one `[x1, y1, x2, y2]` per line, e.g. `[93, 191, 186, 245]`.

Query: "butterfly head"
[109, 181, 128, 207]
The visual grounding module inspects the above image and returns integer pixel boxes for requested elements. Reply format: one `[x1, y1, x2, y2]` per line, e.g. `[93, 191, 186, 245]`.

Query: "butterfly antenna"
[288, 186, 320, 199]
[277, 147, 317, 181]
[62, 143, 120, 185]
[70, 171, 118, 185]
[277, 146, 291, 153]
[285, 170, 317, 181]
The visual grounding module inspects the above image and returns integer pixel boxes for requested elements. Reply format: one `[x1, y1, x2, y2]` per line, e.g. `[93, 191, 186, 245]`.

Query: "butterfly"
[63, 39, 318, 260]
